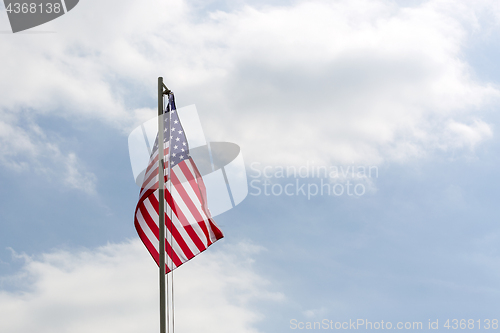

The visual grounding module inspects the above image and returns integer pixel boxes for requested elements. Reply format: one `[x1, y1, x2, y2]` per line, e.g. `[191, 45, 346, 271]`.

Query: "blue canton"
[152, 93, 190, 168]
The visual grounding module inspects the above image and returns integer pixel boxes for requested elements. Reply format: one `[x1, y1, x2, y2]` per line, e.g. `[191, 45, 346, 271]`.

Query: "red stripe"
[179, 160, 203, 203]
[134, 218, 159, 266]
[189, 161, 212, 217]
[165, 237, 183, 268]
[179, 161, 213, 229]
[171, 164, 206, 224]
[136, 197, 183, 271]
[180, 161, 223, 242]
[192, 163, 207, 200]
[149, 191, 196, 261]
[141, 151, 160, 188]
[208, 218, 224, 240]
[138, 188, 156, 214]
[152, 192, 196, 260]
[170, 168, 210, 236]
[164, 184, 207, 253]
[142, 166, 159, 190]
[141, 146, 170, 191]
[138, 198, 159, 240]
[134, 148, 223, 273]
[136, 204, 181, 272]
[165, 215, 196, 260]
[171, 165, 212, 242]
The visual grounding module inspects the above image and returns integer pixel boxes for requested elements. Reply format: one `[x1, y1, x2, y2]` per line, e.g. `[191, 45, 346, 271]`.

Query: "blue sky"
[1, 0, 500, 332]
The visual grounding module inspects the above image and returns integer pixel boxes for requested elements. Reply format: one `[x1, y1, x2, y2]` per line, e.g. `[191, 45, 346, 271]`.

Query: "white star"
[176, 137, 180, 142]
[179, 155, 184, 159]
[174, 145, 178, 149]
[174, 120, 178, 124]
[178, 130, 183, 134]
[182, 142, 186, 146]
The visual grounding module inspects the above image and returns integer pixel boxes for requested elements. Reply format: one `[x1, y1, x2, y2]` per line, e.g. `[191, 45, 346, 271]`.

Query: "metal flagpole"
[166, 92, 174, 333]
[158, 77, 166, 333]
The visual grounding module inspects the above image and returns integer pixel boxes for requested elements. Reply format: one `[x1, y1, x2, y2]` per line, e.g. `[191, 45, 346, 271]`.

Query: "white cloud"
[0, 0, 499, 175]
[0, 240, 283, 333]
[63, 153, 97, 194]
[0, 117, 97, 194]
[303, 306, 328, 319]
[445, 119, 493, 149]
[195, 0, 499, 165]
[0, 120, 37, 171]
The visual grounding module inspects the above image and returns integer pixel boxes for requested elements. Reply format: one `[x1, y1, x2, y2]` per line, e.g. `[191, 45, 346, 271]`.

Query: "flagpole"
[158, 77, 166, 333]
[166, 90, 174, 333]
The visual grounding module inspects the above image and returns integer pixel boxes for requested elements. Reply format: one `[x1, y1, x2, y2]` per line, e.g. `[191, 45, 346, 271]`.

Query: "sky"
[1, 0, 500, 332]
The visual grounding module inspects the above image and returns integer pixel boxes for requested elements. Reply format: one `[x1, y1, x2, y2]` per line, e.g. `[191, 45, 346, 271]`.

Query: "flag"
[134, 94, 223, 273]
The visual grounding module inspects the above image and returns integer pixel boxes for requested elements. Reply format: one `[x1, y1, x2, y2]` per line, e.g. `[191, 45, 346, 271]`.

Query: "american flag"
[134, 94, 223, 273]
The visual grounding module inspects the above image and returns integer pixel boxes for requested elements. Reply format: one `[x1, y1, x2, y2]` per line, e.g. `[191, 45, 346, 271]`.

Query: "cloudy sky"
[1, 0, 500, 332]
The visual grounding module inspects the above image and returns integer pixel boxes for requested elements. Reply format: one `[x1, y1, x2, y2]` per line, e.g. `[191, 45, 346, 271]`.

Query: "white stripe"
[174, 164, 210, 221]
[135, 149, 223, 272]
[140, 195, 182, 269]
[145, 192, 191, 264]
[168, 210, 201, 257]
[180, 160, 210, 219]
[204, 218, 217, 243]
[164, 208, 191, 263]
[168, 186, 207, 248]
[136, 209, 159, 254]
[165, 239, 178, 270]
[144, 148, 160, 178]
[165, 228, 186, 265]
[141, 143, 168, 183]
[140, 177, 158, 196]
[143, 196, 159, 227]
[170, 183, 208, 247]
[140, 164, 158, 194]
[180, 160, 220, 243]
[141, 146, 171, 192]
[172, 164, 211, 245]
[143, 161, 158, 183]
